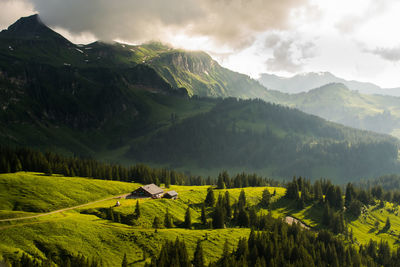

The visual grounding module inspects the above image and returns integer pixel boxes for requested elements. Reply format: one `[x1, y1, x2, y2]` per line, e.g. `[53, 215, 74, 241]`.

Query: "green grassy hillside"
[2, 173, 400, 266]
[0, 172, 138, 216]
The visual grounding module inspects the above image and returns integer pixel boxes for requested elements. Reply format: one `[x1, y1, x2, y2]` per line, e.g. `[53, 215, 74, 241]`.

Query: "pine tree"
[134, 200, 141, 218]
[345, 183, 354, 208]
[384, 217, 391, 231]
[217, 174, 226, 189]
[285, 177, 299, 200]
[314, 180, 323, 202]
[201, 204, 207, 225]
[153, 216, 160, 232]
[261, 188, 271, 208]
[225, 191, 232, 219]
[121, 253, 128, 267]
[238, 190, 246, 209]
[205, 188, 215, 207]
[164, 208, 173, 228]
[212, 205, 225, 229]
[193, 239, 205, 267]
[238, 208, 249, 227]
[184, 207, 192, 229]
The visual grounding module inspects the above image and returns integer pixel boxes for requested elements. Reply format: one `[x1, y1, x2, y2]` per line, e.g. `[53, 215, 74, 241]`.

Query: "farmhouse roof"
[165, 190, 178, 197]
[141, 183, 164, 195]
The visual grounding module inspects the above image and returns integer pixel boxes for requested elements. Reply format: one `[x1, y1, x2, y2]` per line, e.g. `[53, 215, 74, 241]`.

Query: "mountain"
[275, 83, 400, 138]
[0, 15, 399, 181]
[258, 71, 400, 96]
[130, 97, 400, 182]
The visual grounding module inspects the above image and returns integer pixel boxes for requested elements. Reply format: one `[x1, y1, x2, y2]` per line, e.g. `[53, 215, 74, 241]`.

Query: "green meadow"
[1, 172, 400, 266]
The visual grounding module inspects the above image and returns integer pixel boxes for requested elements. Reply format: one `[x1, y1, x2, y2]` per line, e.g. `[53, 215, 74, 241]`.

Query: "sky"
[1, 0, 400, 88]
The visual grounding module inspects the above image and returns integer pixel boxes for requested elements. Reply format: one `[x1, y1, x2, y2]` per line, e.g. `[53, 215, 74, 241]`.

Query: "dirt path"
[0, 193, 130, 223]
[285, 216, 311, 229]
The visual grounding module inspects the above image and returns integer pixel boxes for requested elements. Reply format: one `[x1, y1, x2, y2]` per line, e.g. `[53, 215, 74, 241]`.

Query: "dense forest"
[130, 98, 399, 181]
[0, 146, 279, 188]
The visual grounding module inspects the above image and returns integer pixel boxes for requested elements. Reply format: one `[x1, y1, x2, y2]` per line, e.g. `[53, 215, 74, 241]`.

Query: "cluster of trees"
[216, 170, 281, 189]
[358, 174, 400, 206]
[149, 213, 400, 267]
[203, 188, 264, 229]
[145, 238, 205, 267]
[0, 146, 284, 188]
[285, 177, 352, 234]
[0, 146, 190, 185]
[5, 252, 101, 267]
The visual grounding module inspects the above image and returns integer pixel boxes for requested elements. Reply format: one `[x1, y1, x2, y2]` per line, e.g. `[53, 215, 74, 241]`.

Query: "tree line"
[0, 146, 282, 188]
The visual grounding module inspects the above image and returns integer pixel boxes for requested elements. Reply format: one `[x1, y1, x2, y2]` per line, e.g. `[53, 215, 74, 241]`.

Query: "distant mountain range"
[258, 72, 400, 97]
[0, 14, 399, 181]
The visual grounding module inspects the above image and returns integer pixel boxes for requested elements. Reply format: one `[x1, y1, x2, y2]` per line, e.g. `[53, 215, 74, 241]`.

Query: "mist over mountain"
[258, 72, 400, 97]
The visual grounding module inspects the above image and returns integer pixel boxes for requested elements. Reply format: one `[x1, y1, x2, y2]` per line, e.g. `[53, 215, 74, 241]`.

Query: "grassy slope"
[0, 172, 139, 214]
[2, 173, 400, 265]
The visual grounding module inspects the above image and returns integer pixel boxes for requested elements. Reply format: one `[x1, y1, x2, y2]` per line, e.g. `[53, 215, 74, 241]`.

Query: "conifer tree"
[238, 189, 246, 209]
[184, 207, 192, 229]
[134, 200, 141, 218]
[212, 205, 225, 229]
[261, 188, 271, 208]
[121, 254, 128, 267]
[164, 208, 173, 228]
[238, 208, 249, 227]
[314, 180, 323, 202]
[201, 204, 207, 225]
[345, 183, 355, 208]
[193, 239, 205, 267]
[224, 191, 232, 219]
[205, 188, 215, 207]
[384, 217, 391, 231]
[153, 216, 160, 232]
[217, 175, 226, 189]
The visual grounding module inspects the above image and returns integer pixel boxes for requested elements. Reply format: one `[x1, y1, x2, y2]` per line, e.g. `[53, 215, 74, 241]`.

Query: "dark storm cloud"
[28, 0, 308, 48]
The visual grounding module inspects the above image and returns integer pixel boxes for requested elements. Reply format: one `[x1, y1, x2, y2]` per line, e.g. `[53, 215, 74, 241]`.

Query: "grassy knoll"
[0, 172, 139, 213]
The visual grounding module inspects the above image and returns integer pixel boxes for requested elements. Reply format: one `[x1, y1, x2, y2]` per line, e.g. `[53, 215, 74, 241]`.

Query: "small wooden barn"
[163, 190, 178, 200]
[132, 184, 164, 198]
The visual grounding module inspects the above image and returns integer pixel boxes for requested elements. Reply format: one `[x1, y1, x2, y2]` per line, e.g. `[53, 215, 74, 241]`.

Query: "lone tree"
[164, 208, 173, 228]
[184, 207, 192, 229]
[121, 253, 128, 267]
[134, 200, 141, 218]
[153, 216, 160, 232]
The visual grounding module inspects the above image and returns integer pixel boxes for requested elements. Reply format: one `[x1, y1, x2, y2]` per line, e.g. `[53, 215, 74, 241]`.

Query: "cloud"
[335, 1, 389, 34]
[25, 0, 308, 49]
[367, 46, 400, 62]
[0, 0, 34, 30]
[264, 33, 316, 72]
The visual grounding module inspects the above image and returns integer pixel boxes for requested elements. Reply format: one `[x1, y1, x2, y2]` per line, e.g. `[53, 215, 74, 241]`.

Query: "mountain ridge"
[258, 71, 400, 97]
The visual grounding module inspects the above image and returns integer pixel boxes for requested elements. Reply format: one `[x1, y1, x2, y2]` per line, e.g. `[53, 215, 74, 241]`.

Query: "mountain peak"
[0, 14, 70, 43]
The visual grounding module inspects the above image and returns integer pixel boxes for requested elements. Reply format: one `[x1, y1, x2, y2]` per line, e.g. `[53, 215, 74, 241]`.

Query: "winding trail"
[0, 193, 130, 223]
